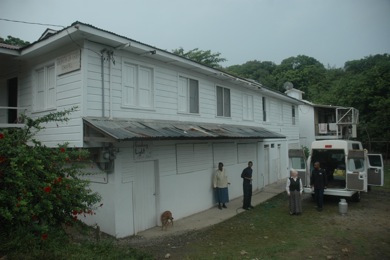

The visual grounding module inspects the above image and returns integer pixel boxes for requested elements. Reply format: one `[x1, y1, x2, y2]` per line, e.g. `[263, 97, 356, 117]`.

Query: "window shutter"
[189, 79, 199, 113]
[139, 66, 153, 108]
[123, 63, 137, 106]
[178, 77, 188, 112]
[46, 65, 56, 109]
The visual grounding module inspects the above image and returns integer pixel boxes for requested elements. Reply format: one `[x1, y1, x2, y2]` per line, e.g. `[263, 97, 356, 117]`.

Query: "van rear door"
[367, 154, 384, 186]
[346, 150, 367, 192]
[288, 149, 307, 186]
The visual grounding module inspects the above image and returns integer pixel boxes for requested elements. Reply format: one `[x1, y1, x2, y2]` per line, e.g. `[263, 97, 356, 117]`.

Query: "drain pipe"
[108, 51, 113, 119]
[100, 49, 106, 117]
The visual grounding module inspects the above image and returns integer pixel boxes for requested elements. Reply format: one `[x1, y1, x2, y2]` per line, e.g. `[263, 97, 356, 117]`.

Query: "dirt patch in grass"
[118, 186, 390, 260]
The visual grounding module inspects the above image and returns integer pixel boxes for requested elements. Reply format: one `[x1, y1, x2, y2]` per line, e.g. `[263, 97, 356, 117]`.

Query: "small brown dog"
[161, 210, 174, 230]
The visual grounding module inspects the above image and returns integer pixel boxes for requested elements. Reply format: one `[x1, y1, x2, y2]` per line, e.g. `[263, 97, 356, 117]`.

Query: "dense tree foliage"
[318, 54, 390, 147]
[172, 47, 227, 68]
[225, 53, 390, 149]
[227, 60, 278, 90]
[0, 35, 30, 47]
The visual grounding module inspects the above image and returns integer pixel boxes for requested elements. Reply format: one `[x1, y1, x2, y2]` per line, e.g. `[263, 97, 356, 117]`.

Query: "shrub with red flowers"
[0, 108, 101, 243]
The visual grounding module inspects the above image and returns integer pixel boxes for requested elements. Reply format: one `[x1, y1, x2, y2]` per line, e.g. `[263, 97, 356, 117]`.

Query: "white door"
[134, 161, 157, 233]
[367, 154, 384, 186]
[264, 145, 270, 186]
[288, 149, 307, 186]
[346, 150, 367, 191]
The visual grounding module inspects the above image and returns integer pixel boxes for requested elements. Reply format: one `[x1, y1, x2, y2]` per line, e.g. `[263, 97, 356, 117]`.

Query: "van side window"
[347, 158, 364, 171]
[352, 143, 360, 150]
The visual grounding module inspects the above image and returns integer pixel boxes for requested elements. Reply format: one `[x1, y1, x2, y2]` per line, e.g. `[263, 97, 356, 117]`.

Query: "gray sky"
[1, 0, 389, 68]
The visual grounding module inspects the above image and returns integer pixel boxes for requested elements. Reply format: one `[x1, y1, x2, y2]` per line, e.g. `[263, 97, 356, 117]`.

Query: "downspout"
[100, 49, 106, 117]
[108, 51, 113, 119]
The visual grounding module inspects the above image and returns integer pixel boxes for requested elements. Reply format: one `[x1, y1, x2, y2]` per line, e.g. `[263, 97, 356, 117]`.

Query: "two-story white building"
[0, 21, 303, 238]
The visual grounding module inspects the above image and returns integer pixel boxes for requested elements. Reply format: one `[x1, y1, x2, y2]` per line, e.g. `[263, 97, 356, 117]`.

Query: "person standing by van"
[310, 162, 327, 211]
[241, 161, 254, 210]
[286, 169, 303, 215]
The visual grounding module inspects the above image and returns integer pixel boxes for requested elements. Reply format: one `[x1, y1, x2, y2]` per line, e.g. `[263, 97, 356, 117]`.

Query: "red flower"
[60, 147, 66, 153]
[41, 233, 48, 240]
[0, 156, 6, 163]
[0, 133, 4, 139]
[72, 210, 78, 215]
[53, 177, 62, 184]
[43, 186, 51, 193]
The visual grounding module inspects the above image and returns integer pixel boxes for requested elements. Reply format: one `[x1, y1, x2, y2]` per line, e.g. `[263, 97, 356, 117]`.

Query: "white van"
[289, 140, 384, 201]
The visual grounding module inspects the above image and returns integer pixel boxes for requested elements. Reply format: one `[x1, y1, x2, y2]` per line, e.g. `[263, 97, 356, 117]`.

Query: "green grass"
[150, 164, 390, 259]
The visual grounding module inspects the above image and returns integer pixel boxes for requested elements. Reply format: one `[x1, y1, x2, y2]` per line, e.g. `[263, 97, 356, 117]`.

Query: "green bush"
[0, 108, 101, 249]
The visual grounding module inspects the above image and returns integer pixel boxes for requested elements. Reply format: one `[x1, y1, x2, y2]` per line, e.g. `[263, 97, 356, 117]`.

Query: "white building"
[285, 88, 359, 149]
[0, 21, 303, 238]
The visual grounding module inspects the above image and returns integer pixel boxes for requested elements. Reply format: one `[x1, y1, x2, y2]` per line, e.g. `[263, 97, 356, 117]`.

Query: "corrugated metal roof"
[83, 117, 285, 141]
[0, 43, 20, 50]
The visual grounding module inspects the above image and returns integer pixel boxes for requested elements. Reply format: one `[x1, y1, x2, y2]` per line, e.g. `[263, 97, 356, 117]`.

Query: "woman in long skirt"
[213, 162, 230, 210]
[286, 169, 303, 215]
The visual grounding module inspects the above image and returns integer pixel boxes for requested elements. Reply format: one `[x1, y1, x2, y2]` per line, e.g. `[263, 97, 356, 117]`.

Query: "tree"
[226, 60, 278, 90]
[318, 54, 390, 145]
[0, 36, 30, 47]
[172, 47, 227, 68]
[0, 108, 101, 248]
[272, 55, 327, 99]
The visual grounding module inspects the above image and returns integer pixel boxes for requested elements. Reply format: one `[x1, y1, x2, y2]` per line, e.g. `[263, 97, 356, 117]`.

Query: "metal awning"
[83, 117, 285, 142]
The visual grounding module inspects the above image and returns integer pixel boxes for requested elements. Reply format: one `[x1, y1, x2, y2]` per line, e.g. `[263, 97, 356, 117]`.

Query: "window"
[216, 86, 231, 117]
[176, 143, 212, 174]
[292, 105, 296, 125]
[33, 64, 56, 111]
[123, 62, 154, 109]
[262, 97, 267, 121]
[243, 94, 253, 120]
[178, 76, 199, 113]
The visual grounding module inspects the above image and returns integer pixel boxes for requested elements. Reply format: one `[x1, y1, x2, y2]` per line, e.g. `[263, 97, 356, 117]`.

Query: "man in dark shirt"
[310, 161, 327, 211]
[241, 161, 254, 210]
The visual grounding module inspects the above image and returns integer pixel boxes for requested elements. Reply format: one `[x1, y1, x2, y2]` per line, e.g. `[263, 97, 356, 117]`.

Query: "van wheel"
[352, 192, 361, 202]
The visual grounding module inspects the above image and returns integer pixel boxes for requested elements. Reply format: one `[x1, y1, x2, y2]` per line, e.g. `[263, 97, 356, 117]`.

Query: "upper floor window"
[292, 105, 296, 125]
[243, 94, 253, 121]
[33, 64, 56, 111]
[178, 76, 199, 114]
[122, 62, 154, 109]
[216, 86, 231, 117]
[262, 97, 267, 121]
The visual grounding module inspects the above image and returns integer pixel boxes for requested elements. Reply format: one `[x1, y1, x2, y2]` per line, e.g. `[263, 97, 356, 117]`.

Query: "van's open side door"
[346, 150, 367, 191]
[367, 154, 384, 186]
[288, 149, 307, 186]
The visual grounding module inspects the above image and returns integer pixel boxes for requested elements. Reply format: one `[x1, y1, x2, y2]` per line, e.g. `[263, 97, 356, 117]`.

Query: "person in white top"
[286, 169, 303, 215]
[213, 162, 230, 210]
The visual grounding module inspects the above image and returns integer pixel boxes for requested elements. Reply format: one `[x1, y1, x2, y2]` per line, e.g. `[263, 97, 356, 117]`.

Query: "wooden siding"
[15, 47, 84, 147]
[6, 40, 300, 148]
[83, 41, 299, 143]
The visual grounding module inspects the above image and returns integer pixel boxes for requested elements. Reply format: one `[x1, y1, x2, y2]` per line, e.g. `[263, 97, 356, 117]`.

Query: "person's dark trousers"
[314, 188, 324, 209]
[243, 182, 252, 209]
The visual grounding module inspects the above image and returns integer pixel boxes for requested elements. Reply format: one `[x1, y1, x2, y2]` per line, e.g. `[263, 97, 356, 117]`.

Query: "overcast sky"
[1, 0, 389, 68]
